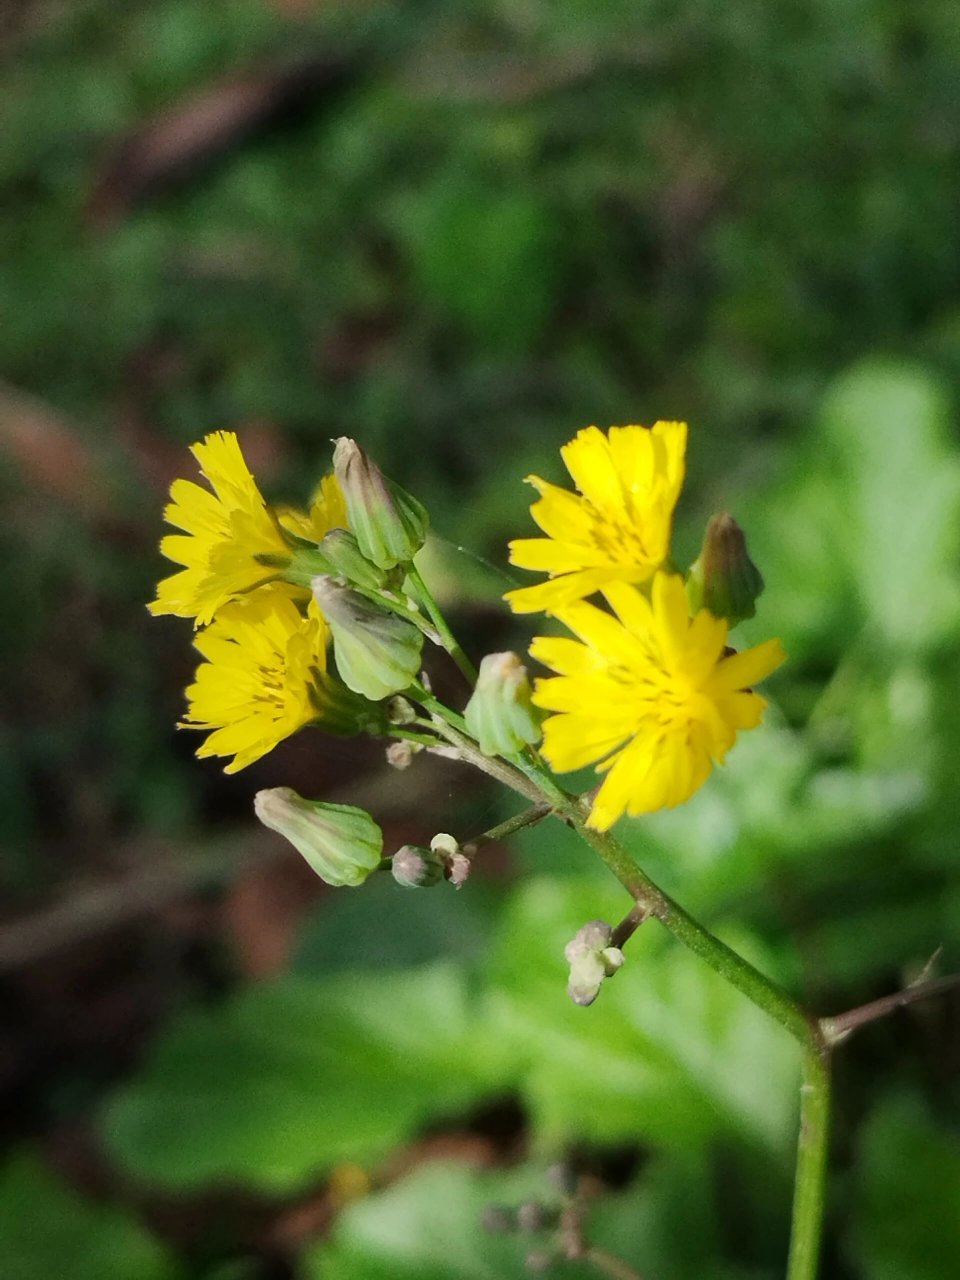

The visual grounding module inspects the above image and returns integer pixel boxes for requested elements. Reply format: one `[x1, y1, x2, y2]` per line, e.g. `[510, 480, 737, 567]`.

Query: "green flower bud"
[312, 576, 424, 701]
[391, 844, 445, 888]
[254, 788, 383, 887]
[319, 527, 390, 591]
[464, 652, 543, 757]
[563, 920, 625, 1006]
[333, 437, 429, 569]
[686, 512, 764, 626]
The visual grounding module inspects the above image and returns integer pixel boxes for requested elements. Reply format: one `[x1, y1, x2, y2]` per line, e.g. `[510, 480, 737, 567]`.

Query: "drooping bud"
[563, 920, 625, 1006]
[464, 652, 542, 757]
[333, 438, 429, 569]
[254, 788, 383, 887]
[686, 512, 764, 626]
[391, 844, 445, 888]
[312, 576, 423, 701]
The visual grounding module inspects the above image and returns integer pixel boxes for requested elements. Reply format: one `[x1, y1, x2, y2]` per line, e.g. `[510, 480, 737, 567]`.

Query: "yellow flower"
[276, 473, 348, 543]
[505, 422, 687, 614]
[181, 587, 329, 773]
[149, 433, 347, 626]
[530, 573, 785, 830]
[149, 431, 290, 625]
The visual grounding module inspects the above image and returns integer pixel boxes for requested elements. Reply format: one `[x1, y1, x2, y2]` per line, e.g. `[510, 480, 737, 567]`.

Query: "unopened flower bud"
[446, 851, 471, 888]
[563, 920, 625, 1006]
[313, 576, 423, 701]
[319, 527, 390, 590]
[387, 696, 417, 725]
[430, 832, 459, 858]
[686, 512, 764, 625]
[333, 438, 428, 569]
[254, 788, 383, 887]
[386, 741, 416, 770]
[391, 844, 445, 888]
[464, 652, 542, 757]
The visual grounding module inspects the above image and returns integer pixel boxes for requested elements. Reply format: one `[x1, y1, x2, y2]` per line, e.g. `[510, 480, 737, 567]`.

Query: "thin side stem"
[786, 1045, 831, 1280]
[406, 563, 478, 684]
[465, 802, 553, 852]
[557, 800, 814, 1047]
[820, 972, 960, 1045]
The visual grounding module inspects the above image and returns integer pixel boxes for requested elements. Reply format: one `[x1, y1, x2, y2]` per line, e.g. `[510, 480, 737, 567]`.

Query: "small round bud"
[525, 1249, 553, 1273]
[445, 851, 472, 888]
[387, 696, 417, 725]
[386, 741, 417, 770]
[391, 844, 445, 888]
[430, 832, 459, 858]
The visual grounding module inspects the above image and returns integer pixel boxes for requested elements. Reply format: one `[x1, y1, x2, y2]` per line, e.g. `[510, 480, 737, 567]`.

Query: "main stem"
[420, 690, 831, 1277]
[787, 1045, 831, 1280]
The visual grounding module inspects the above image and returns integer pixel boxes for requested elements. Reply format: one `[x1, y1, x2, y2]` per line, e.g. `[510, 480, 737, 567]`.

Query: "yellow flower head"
[505, 422, 687, 615]
[530, 573, 785, 830]
[276, 473, 348, 543]
[181, 587, 329, 773]
[149, 433, 347, 626]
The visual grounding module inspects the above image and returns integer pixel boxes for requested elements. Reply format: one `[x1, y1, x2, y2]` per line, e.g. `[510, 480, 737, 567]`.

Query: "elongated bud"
[254, 788, 383, 887]
[464, 652, 542, 757]
[563, 920, 625, 1006]
[391, 844, 445, 888]
[686, 512, 764, 625]
[333, 438, 428, 569]
[313, 576, 423, 701]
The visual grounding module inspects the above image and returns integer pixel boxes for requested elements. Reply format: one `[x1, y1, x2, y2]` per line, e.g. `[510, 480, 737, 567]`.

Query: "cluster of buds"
[391, 833, 471, 889]
[563, 921, 625, 1006]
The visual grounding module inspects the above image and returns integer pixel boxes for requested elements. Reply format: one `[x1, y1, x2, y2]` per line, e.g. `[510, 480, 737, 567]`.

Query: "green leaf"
[305, 1154, 744, 1280]
[819, 362, 960, 653]
[848, 1096, 960, 1279]
[0, 1154, 178, 1280]
[102, 965, 510, 1192]
[486, 878, 799, 1156]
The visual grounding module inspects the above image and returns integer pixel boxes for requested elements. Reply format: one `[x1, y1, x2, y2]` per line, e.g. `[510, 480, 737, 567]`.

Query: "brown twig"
[819, 972, 960, 1046]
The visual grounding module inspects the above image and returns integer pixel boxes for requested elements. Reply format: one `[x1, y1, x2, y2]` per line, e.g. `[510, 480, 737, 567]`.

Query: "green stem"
[567, 810, 813, 1047]
[466, 802, 553, 851]
[786, 1045, 831, 1280]
[508, 766, 814, 1048]
[406, 563, 478, 685]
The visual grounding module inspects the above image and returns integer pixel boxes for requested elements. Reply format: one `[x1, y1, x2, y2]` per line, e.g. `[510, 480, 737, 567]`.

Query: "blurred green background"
[3, 1, 960, 1276]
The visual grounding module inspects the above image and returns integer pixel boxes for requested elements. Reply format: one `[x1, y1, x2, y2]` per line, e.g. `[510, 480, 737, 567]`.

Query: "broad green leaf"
[486, 878, 799, 1156]
[0, 1154, 178, 1280]
[848, 1096, 960, 1279]
[103, 965, 510, 1192]
[819, 362, 960, 653]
